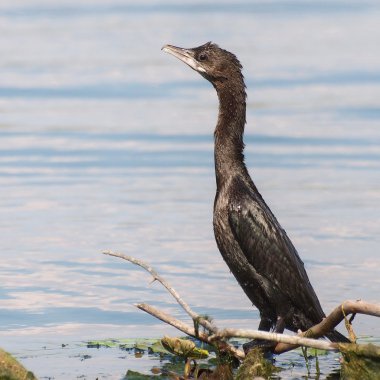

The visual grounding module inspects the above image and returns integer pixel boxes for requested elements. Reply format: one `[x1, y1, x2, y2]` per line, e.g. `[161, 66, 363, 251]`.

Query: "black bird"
[162, 42, 349, 347]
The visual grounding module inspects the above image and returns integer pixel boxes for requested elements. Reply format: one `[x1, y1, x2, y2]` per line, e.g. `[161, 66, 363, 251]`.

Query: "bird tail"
[326, 329, 351, 343]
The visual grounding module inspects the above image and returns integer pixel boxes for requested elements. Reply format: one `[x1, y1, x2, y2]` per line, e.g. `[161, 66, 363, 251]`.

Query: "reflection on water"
[1, 0, 380, 378]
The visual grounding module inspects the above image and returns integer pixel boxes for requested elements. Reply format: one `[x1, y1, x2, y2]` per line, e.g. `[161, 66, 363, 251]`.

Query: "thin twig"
[103, 250, 216, 333]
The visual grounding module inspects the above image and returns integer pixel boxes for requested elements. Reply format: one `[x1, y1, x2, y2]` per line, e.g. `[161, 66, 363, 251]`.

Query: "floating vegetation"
[124, 369, 167, 379]
[86, 338, 166, 354]
[82, 336, 380, 379]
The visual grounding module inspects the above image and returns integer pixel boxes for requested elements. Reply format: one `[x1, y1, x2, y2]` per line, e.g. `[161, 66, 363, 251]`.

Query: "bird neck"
[213, 78, 248, 189]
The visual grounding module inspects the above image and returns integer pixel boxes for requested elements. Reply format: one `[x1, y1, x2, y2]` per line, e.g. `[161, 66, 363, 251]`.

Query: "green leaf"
[161, 336, 209, 359]
[149, 341, 169, 355]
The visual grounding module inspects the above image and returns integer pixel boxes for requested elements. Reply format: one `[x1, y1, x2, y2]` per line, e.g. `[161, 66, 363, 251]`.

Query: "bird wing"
[228, 187, 324, 317]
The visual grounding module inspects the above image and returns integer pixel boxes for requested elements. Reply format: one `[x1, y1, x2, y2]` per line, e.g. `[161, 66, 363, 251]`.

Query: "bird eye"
[198, 53, 207, 61]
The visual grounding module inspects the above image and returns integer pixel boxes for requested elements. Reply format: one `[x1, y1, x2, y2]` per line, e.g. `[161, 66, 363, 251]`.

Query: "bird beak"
[162, 44, 206, 74]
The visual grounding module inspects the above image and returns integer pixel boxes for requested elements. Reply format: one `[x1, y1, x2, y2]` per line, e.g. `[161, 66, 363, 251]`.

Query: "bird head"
[162, 42, 243, 86]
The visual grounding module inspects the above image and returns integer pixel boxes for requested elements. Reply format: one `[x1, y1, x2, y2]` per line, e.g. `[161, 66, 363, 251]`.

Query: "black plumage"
[162, 42, 349, 345]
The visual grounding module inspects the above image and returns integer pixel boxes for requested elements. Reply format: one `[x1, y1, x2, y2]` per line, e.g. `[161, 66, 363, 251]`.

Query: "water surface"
[0, 1, 380, 378]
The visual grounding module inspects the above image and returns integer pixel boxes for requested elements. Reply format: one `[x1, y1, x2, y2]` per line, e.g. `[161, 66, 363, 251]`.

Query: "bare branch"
[102, 250, 216, 333]
[136, 303, 208, 340]
[211, 328, 337, 351]
[137, 303, 338, 354]
[137, 303, 245, 360]
[313, 300, 380, 335]
[274, 300, 380, 354]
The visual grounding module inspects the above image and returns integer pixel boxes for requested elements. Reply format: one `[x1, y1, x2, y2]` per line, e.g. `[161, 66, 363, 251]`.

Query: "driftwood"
[103, 250, 380, 360]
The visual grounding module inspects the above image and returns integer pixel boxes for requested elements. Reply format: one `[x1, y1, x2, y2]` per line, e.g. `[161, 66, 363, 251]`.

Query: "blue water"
[1, 1, 380, 378]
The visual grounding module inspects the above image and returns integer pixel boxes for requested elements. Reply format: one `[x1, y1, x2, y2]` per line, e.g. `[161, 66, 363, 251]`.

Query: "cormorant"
[162, 42, 349, 347]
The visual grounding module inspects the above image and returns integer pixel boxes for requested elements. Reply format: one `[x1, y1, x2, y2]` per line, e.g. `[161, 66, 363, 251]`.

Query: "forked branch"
[103, 250, 379, 359]
[103, 250, 216, 334]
